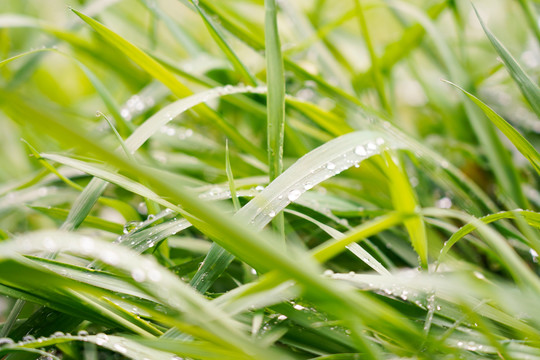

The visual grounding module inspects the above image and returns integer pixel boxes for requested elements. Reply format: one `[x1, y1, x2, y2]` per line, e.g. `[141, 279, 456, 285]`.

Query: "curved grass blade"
[473, 5, 540, 117]
[433, 208, 540, 265]
[3, 93, 427, 354]
[28, 206, 123, 234]
[192, 131, 405, 292]
[444, 80, 540, 176]
[425, 208, 540, 294]
[71, 9, 265, 161]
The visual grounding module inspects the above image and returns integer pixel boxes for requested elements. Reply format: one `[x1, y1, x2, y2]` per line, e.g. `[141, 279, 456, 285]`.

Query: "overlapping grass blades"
[1, 0, 539, 359]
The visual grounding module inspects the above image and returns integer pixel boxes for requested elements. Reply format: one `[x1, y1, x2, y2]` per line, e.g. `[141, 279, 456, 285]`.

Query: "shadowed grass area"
[0, 0, 539, 359]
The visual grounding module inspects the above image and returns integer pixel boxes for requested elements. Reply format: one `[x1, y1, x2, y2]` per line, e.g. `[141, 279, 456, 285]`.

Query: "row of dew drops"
[0, 332, 183, 360]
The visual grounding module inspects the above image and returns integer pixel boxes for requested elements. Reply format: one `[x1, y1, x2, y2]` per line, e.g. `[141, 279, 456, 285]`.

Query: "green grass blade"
[29, 206, 123, 234]
[189, 0, 257, 86]
[3, 93, 426, 353]
[71, 9, 265, 161]
[354, 0, 390, 113]
[473, 5, 540, 117]
[444, 80, 540, 176]
[265, 0, 286, 242]
[379, 151, 428, 268]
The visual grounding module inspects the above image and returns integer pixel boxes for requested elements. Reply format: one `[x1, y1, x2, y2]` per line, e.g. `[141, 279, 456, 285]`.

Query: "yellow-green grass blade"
[379, 152, 428, 268]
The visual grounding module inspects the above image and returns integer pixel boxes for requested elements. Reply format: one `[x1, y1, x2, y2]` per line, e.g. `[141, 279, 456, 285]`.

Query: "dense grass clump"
[0, 0, 539, 359]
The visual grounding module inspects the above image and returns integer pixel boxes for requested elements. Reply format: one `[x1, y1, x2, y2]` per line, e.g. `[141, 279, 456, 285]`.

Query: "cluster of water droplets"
[113, 209, 190, 254]
[245, 136, 394, 229]
[120, 94, 156, 121]
[159, 125, 194, 140]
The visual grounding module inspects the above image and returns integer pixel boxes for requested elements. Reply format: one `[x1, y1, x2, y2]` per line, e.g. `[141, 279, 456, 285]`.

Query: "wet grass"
[0, 0, 539, 359]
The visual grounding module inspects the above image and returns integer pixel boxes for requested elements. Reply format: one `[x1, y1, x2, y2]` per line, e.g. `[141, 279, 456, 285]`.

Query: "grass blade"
[444, 80, 540, 176]
[473, 4, 540, 117]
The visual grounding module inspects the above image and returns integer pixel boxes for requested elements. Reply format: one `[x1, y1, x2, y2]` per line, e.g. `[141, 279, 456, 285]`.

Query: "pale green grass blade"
[191, 131, 404, 292]
[29, 206, 123, 234]
[71, 9, 265, 161]
[444, 80, 540, 176]
[1, 232, 294, 360]
[0, 49, 49, 68]
[225, 141, 241, 211]
[39, 153, 182, 214]
[473, 5, 540, 117]
[0, 334, 175, 360]
[126, 85, 266, 152]
[286, 209, 391, 275]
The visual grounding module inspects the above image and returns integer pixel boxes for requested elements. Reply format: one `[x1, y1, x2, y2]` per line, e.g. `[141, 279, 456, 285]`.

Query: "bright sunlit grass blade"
[444, 80, 540, 176]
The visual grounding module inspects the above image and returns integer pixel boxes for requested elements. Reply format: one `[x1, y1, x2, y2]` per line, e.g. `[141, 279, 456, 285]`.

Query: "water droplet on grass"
[95, 333, 109, 346]
[354, 145, 367, 156]
[326, 162, 336, 170]
[131, 268, 146, 282]
[288, 189, 301, 201]
[113, 343, 128, 354]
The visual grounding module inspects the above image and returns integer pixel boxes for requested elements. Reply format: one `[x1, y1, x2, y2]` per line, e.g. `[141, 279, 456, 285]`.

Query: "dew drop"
[326, 162, 336, 170]
[147, 268, 162, 282]
[277, 314, 287, 321]
[113, 343, 128, 354]
[77, 330, 89, 337]
[22, 335, 35, 342]
[95, 333, 109, 346]
[43, 237, 57, 252]
[268, 210, 276, 218]
[100, 250, 119, 265]
[288, 189, 301, 202]
[0, 338, 14, 345]
[366, 142, 377, 151]
[436, 197, 452, 209]
[293, 304, 305, 310]
[255, 185, 265, 191]
[530, 248, 539, 263]
[131, 268, 146, 282]
[354, 145, 367, 156]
